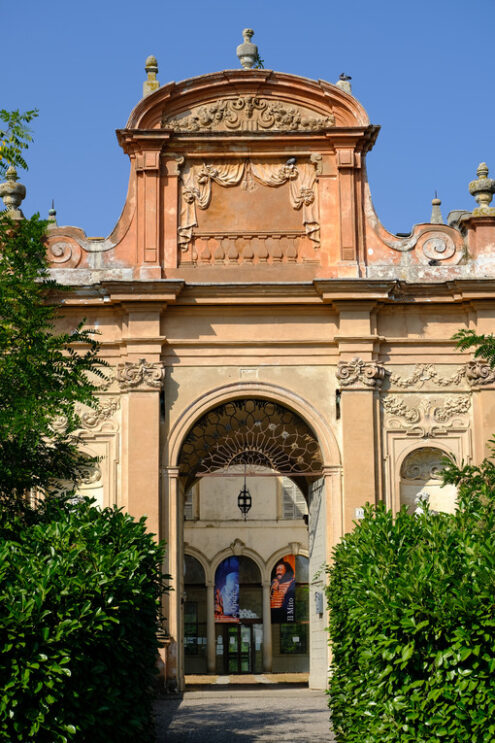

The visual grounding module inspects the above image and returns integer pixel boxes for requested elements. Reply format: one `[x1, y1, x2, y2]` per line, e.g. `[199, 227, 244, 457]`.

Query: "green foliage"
[326, 478, 495, 742]
[453, 328, 495, 367]
[253, 52, 265, 69]
[0, 109, 38, 178]
[0, 215, 106, 499]
[0, 497, 168, 742]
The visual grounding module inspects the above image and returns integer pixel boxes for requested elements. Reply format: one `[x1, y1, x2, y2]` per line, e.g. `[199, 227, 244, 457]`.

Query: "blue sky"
[2, 0, 494, 238]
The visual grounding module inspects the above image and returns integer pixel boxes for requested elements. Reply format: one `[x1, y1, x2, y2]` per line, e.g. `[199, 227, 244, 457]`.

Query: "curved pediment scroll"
[162, 95, 335, 133]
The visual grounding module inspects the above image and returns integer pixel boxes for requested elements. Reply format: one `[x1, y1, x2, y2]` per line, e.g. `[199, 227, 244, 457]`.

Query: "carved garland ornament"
[162, 96, 335, 133]
[387, 363, 467, 389]
[117, 359, 164, 390]
[337, 359, 495, 391]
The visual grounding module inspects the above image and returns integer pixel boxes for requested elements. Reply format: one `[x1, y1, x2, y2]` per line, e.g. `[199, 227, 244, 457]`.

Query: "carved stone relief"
[337, 359, 495, 392]
[382, 395, 471, 437]
[162, 96, 335, 133]
[386, 363, 467, 389]
[400, 447, 445, 481]
[178, 158, 320, 257]
[336, 358, 385, 389]
[117, 359, 164, 390]
[465, 360, 495, 386]
[79, 398, 120, 432]
[51, 397, 120, 434]
[45, 235, 82, 268]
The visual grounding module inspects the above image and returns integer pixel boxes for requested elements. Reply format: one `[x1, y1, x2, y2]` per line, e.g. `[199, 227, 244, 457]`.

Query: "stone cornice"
[47, 278, 495, 307]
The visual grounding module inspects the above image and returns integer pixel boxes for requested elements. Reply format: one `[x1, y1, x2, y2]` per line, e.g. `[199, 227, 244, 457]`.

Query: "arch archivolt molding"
[167, 380, 341, 469]
[266, 544, 309, 583]
[211, 541, 267, 584]
[183, 544, 211, 585]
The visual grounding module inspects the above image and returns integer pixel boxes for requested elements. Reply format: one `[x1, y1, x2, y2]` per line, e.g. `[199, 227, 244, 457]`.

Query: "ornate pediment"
[162, 96, 335, 133]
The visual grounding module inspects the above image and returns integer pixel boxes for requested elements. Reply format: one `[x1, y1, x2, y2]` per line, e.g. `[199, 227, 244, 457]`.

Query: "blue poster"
[214, 556, 240, 623]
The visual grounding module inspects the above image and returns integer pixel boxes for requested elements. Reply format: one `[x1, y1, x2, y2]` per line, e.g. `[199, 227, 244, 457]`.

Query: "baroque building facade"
[6, 45, 495, 691]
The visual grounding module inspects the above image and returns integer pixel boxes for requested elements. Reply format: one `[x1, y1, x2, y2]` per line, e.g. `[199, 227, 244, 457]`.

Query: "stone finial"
[236, 28, 258, 69]
[430, 193, 444, 224]
[336, 73, 352, 95]
[0, 165, 26, 219]
[143, 54, 160, 97]
[48, 199, 57, 226]
[469, 162, 495, 216]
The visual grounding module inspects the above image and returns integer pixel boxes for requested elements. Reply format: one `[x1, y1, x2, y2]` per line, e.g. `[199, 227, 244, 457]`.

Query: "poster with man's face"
[270, 554, 296, 623]
[214, 556, 240, 623]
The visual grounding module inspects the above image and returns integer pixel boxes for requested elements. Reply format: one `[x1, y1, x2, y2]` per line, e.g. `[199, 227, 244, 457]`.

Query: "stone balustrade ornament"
[0, 166, 26, 219]
[117, 359, 164, 390]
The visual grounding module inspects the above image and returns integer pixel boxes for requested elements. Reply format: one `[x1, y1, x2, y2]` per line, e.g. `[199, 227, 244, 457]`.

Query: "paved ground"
[154, 685, 334, 742]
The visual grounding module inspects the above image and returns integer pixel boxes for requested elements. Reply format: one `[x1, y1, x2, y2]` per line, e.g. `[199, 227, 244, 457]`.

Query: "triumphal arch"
[22, 35, 495, 690]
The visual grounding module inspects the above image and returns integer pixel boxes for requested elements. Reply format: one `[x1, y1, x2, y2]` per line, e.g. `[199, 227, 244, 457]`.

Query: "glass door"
[225, 624, 253, 673]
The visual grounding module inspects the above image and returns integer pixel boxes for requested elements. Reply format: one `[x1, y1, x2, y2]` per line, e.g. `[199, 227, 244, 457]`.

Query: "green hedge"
[326, 486, 495, 742]
[0, 498, 167, 742]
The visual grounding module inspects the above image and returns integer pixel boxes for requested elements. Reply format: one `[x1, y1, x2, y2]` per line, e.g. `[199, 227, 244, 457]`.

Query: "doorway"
[221, 623, 263, 674]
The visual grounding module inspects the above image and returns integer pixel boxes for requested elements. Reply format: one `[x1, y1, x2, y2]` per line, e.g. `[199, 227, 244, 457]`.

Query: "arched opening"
[183, 554, 207, 674]
[214, 555, 263, 674]
[400, 446, 457, 514]
[176, 396, 329, 687]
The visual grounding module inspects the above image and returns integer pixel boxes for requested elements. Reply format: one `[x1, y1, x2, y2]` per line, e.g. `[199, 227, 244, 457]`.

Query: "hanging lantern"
[237, 469, 252, 519]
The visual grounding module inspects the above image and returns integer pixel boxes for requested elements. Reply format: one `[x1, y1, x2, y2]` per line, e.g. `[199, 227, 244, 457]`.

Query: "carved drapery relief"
[336, 358, 385, 389]
[382, 395, 471, 438]
[178, 158, 319, 251]
[117, 359, 164, 390]
[162, 96, 335, 133]
[400, 447, 445, 481]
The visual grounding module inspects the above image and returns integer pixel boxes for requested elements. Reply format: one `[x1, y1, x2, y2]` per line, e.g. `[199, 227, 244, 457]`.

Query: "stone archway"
[164, 386, 341, 691]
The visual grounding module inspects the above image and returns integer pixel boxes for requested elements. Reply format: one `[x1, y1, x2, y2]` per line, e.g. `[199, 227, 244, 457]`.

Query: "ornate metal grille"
[179, 399, 323, 488]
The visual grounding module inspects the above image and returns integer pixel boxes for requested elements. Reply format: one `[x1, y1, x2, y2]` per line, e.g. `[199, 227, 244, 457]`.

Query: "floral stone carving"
[117, 359, 164, 390]
[162, 96, 335, 133]
[382, 395, 471, 437]
[336, 358, 386, 389]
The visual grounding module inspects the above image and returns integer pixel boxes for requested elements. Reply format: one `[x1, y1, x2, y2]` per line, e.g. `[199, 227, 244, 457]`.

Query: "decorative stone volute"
[0, 165, 26, 219]
[469, 162, 495, 216]
[236, 28, 258, 69]
[143, 54, 160, 97]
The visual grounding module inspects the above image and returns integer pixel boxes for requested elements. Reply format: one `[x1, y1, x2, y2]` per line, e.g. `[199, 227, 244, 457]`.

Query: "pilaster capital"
[465, 359, 495, 388]
[117, 358, 164, 390]
[336, 357, 385, 390]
